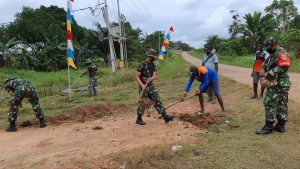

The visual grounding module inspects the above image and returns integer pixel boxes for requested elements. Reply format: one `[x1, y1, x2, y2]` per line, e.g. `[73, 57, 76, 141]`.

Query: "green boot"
[6, 121, 17, 132]
[256, 121, 274, 135]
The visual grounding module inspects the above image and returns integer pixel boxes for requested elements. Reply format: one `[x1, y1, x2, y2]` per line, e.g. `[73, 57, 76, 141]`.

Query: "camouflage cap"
[264, 37, 277, 48]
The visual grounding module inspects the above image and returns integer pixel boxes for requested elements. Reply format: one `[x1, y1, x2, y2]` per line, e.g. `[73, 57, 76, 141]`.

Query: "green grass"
[0, 50, 190, 125]
[189, 50, 300, 73]
[117, 73, 300, 169]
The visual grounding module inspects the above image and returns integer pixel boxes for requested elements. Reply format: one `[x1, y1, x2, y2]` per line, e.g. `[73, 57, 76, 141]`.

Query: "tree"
[143, 31, 165, 52]
[229, 10, 242, 38]
[240, 11, 275, 52]
[291, 15, 300, 29]
[265, 0, 298, 33]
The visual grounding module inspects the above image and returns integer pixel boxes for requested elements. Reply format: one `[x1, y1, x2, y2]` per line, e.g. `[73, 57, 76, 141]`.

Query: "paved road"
[181, 52, 300, 103]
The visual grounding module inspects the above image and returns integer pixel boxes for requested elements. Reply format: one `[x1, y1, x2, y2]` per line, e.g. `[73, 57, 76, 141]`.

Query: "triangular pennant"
[159, 55, 164, 61]
[159, 51, 165, 56]
[67, 57, 77, 69]
[67, 8, 73, 24]
[169, 26, 174, 33]
[161, 46, 166, 52]
[164, 39, 169, 44]
[166, 33, 171, 40]
[67, 40, 73, 51]
[67, 30, 72, 40]
[67, 48, 75, 60]
[162, 42, 168, 48]
[67, 20, 71, 32]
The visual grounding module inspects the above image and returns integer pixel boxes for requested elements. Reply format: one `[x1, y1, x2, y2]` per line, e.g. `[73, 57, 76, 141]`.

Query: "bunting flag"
[67, 0, 76, 69]
[159, 26, 174, 61]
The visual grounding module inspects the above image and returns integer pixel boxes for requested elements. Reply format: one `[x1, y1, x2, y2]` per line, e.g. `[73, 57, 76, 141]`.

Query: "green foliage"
[265, 0, 298, 33]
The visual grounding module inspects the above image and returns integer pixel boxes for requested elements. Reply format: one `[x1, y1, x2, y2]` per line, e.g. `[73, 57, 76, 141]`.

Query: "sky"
[0, 0, 299, 48]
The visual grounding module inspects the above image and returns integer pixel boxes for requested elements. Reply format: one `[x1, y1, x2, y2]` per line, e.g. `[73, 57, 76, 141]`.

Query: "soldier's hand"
[9, 91, 13, 96]
[260, 71, 266, 77]
[141, 84, 146, 91]
[195, 89, 201, 95]
[146, 78, 152, 84]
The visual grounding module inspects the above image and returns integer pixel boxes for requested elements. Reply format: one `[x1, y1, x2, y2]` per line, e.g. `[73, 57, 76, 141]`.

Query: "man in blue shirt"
[182, 66, 225, 116]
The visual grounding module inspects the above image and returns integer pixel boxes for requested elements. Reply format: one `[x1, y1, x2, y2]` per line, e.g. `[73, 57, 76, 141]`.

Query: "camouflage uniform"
[4, 79, 44, 123]
[136, 61, 165, 115]
[263, 47, 291, 122]
[82, 62, 97, 96]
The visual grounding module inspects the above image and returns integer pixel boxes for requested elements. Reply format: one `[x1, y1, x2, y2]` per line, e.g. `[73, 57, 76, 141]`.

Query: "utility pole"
[117, 0, 124, 61]
[103, 0, 117, 72]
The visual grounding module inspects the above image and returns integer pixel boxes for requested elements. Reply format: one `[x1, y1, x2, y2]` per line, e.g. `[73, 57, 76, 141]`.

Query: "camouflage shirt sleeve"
[153, 63, 157, 72]
[4, 81, 13, 92]
[137, 63, 144, 72]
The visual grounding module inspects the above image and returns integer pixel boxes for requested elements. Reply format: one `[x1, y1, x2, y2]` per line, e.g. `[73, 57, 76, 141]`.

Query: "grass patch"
[0, 51, 190, 125]
[117, 75, 300, 169]
[189, 50, 300, 73]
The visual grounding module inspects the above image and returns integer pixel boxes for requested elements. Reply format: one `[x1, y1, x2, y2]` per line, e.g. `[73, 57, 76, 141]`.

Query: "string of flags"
[67, 0, 76, 69]
[159, 26, 174, 61]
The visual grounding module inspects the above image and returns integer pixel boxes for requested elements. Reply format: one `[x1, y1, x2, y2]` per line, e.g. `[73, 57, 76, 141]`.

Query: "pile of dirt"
[179, 113, 222, 129]
[20, 103, 130, 127]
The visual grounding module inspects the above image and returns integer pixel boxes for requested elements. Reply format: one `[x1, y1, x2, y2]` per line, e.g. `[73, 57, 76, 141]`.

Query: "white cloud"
[0, 0, 299, 48]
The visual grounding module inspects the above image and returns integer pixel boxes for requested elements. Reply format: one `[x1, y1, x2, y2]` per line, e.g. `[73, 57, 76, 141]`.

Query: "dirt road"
[0, 100, 217, 169]
[181, 52, 300, 103]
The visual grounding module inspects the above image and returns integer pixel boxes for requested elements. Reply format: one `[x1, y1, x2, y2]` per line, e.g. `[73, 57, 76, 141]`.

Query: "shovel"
[165, 94, 196, 110]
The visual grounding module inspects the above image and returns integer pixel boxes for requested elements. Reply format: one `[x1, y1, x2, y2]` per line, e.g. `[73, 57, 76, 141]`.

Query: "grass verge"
[188, 50, 300, 73]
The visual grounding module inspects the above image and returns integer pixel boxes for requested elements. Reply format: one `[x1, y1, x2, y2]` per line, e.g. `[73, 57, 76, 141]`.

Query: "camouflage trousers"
[88, 77, 97, 96]
[137, 84, 166, 115]
[264, 86, 289, 122]
[8, 90, 44, 123]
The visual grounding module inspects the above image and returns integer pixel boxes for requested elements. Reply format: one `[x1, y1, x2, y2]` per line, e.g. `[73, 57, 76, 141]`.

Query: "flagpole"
[68, 64, 72, 101]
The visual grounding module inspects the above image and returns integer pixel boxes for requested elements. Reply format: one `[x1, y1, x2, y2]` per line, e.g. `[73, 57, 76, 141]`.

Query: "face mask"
[206, 52, 210, 55]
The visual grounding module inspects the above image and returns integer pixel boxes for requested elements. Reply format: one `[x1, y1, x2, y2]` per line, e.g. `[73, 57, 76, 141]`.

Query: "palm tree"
[240, 12, 274, 52]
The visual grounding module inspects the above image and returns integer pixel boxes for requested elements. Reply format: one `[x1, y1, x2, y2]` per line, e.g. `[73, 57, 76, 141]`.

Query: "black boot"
[39, 117, 47, 128]
[256, 121, 274, 135]
[6, 121, 17, 132]
[162, 112, 175, 123]
[136, 114, 145, 125]
[274, 120, 286, 133]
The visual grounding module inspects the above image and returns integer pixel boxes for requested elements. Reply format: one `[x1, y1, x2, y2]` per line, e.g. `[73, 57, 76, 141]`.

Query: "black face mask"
[206, 52, 210, 55]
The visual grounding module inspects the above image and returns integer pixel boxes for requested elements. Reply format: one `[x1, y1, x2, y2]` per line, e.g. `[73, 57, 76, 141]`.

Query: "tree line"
[203, 0, 300, 59]
[0, 5, 193, 71]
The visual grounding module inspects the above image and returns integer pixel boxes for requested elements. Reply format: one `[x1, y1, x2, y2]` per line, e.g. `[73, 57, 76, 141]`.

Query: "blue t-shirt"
[185, 67, 218, 92]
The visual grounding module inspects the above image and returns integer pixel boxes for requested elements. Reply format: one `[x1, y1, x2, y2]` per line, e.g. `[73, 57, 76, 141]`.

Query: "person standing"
[81, 59, 97, 97]
[135, 49, 175, 125]
[256, 37, 291, 135]
[250, 43, 269, 99]
[182, 66, 225, 117]
[4, 78, 46, 132]
[202, 46, 219, 102]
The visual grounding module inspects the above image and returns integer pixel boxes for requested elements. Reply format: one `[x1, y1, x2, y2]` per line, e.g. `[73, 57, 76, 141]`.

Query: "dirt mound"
[48, 103, 129, 125]
[179, 113, 222, 129]
[20, 103, 129, 127]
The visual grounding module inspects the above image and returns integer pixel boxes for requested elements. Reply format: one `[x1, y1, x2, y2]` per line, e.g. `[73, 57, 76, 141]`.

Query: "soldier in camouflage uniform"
[256, 37, 291, 135]
[4, 78, 46, 132]
[81, 59, 97, 96]
[135, 49, 175, 125]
